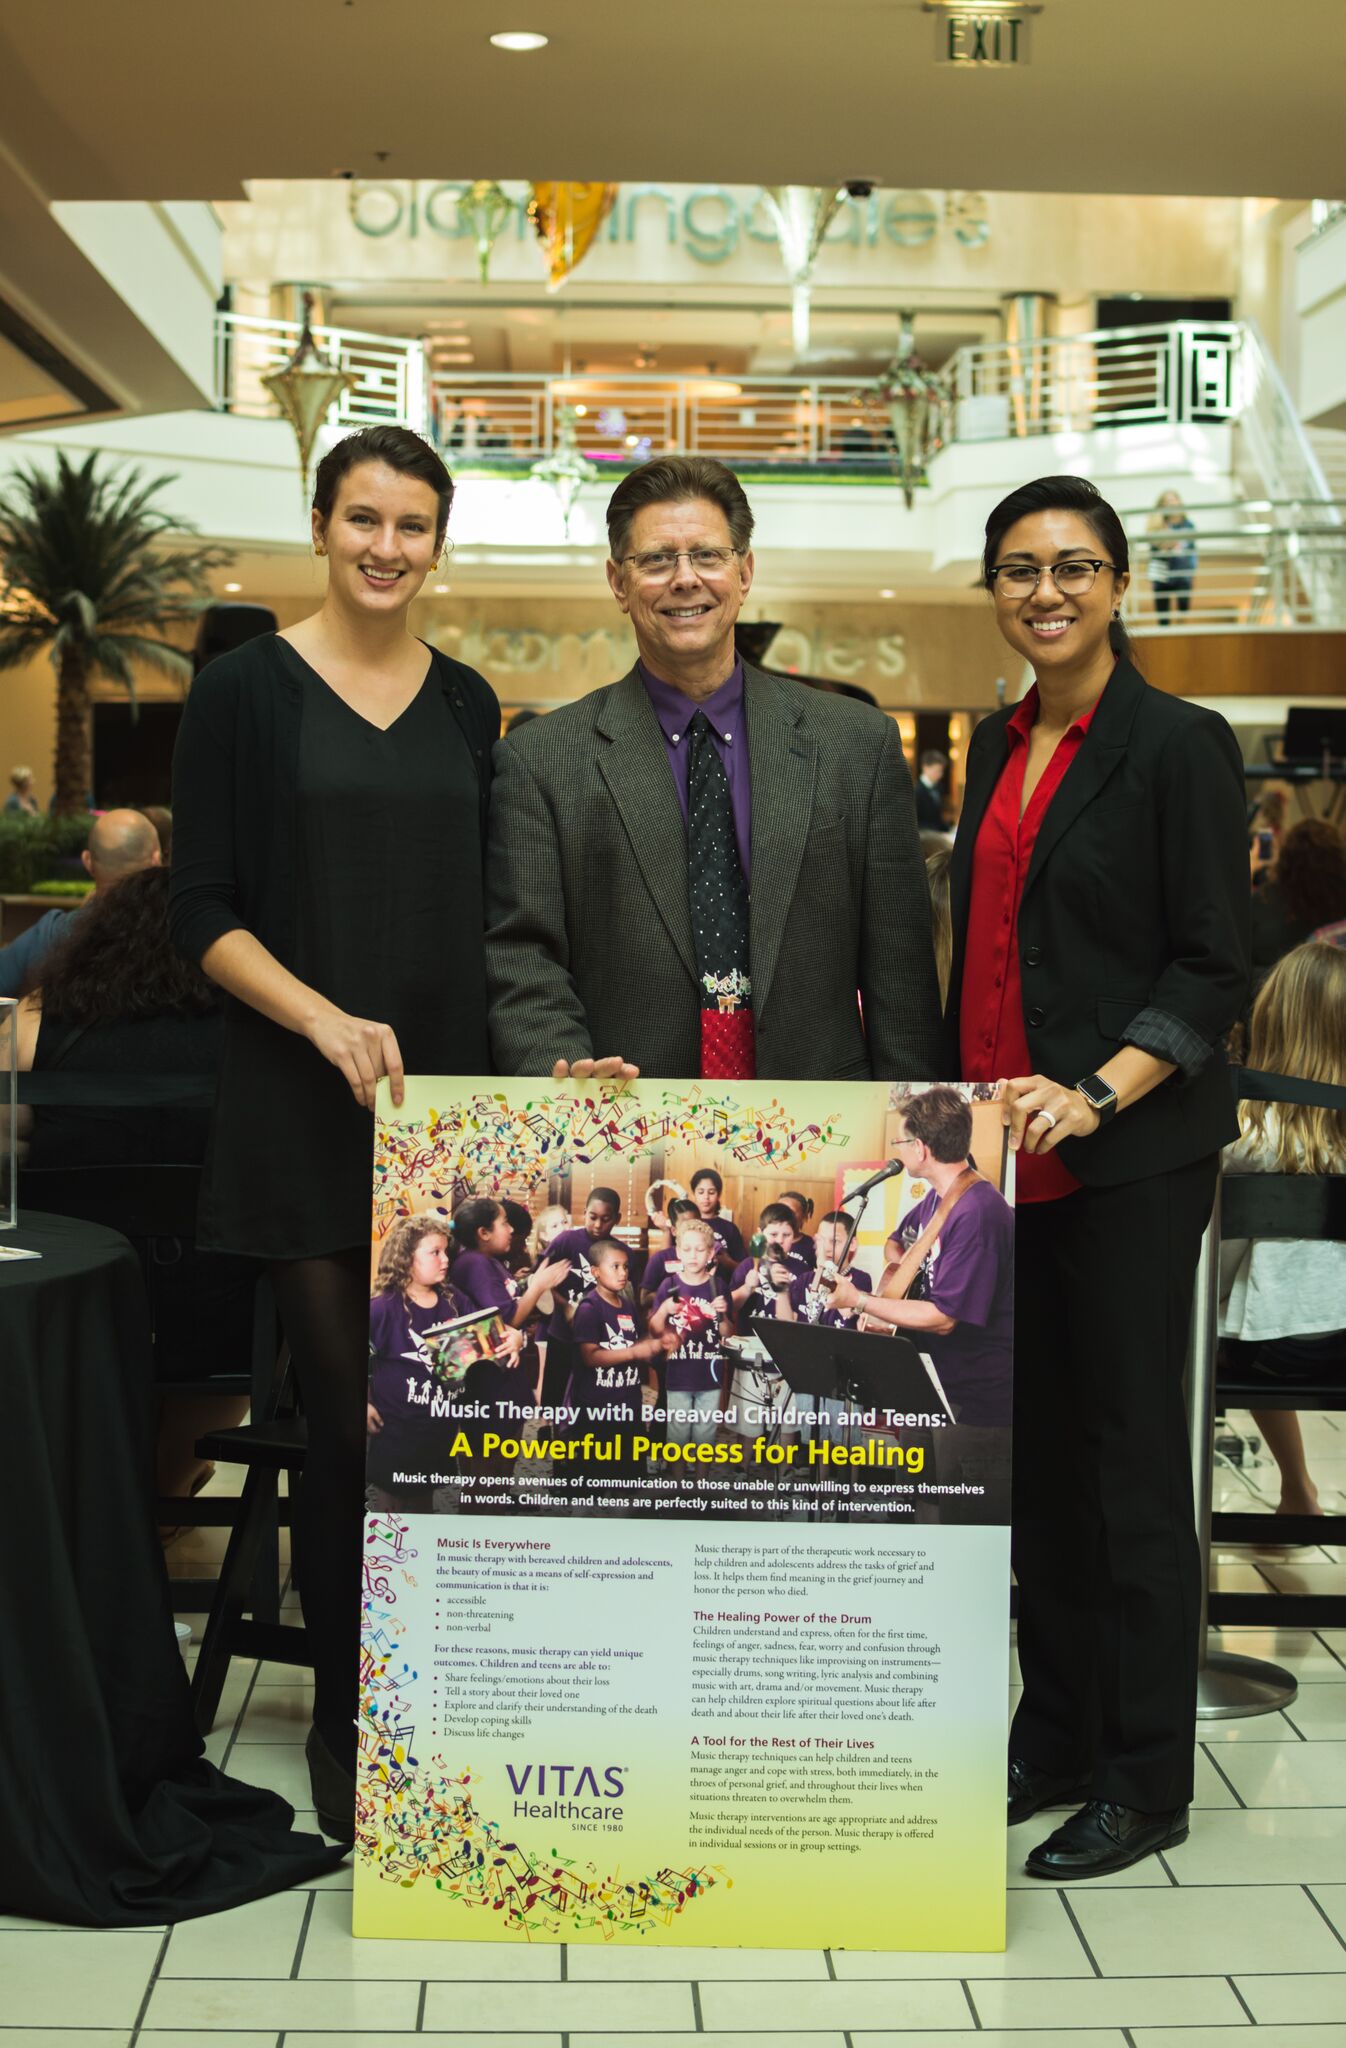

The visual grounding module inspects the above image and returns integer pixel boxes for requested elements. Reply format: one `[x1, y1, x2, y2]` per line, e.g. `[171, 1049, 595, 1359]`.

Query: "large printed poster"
[355, 1076, 1013, 1951]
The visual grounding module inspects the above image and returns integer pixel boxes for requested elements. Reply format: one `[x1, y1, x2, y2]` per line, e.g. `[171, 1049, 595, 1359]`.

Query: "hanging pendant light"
[458, 180, 515, 284]
[866, 312, 946, 509]
[527, 182, 618, 290]
[759, 186, 847, 356]
[260, 292, 357, 497]
[529, 404, 597, 536]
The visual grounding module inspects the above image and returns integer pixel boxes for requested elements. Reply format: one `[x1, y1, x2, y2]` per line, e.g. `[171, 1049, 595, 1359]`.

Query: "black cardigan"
[169, 634, 499, 968]
[946, 658, 1251, 1187]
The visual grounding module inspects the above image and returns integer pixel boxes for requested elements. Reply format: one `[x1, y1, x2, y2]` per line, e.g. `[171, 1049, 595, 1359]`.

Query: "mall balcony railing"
[212, 310, 427, 436]
[213, 312, 1257, 470]
[1115, 499, 1346, 633]
[210, 312, 1330, 495]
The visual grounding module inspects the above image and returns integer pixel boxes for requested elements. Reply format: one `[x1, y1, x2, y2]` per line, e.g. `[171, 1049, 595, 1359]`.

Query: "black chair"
[1208, 1171, 1346, 1630]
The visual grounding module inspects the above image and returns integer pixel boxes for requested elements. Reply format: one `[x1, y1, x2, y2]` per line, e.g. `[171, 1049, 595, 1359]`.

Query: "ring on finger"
[1032, 1109, 1058, 1130]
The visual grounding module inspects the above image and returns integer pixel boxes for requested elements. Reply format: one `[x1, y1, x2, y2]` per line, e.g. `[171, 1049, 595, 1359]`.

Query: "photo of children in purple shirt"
[649, 1219, 733, 1445]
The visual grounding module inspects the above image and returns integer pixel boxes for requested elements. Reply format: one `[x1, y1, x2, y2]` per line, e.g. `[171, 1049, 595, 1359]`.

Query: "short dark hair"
[919, 750, 949, 773]
[312, 425, 454, 541]
[981, 474, 1130, 658]
[589, 1237, 628, 1272]
[452, 1195, 503, 1252]
[759, 1201, 796, 1229]
[899, 1085, 973, 1164]
[690, 1167, 723, 1195]
[587, 1186, 621, 1215]
[667, 1197, 699, 1223]
[819, 1210, 854, 1229]
[606, 456, 754, 559]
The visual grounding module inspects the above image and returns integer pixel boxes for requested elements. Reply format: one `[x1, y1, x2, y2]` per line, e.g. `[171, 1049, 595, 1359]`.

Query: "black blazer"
[946, 658, 1250, 1186]
[484, 663, 947, 1081]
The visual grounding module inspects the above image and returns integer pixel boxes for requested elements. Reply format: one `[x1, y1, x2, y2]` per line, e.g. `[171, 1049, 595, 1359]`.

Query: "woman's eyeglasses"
[989, 558, 1114, 596]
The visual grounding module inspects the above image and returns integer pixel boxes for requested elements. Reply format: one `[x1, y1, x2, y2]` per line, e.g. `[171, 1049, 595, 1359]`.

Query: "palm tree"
[0, 450, 229, 815]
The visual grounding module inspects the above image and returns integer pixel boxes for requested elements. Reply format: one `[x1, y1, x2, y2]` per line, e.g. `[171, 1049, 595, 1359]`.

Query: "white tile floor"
[5, 1411, 1346, 2046]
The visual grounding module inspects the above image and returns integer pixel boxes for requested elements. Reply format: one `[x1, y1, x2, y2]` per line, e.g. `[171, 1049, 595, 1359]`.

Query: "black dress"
[198, 647, 489, 1259]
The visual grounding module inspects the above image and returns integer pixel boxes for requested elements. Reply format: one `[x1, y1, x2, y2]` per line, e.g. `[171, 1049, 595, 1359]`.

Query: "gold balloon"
[527, 182, 618, 290]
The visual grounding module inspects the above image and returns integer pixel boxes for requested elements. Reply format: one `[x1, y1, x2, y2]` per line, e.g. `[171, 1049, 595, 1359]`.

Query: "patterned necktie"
[686, 711, 755, 1079]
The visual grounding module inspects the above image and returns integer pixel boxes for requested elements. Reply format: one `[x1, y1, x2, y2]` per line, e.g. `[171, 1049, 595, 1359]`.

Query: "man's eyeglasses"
[989, 558, 1115, 596]
[619, 547, 743, 582]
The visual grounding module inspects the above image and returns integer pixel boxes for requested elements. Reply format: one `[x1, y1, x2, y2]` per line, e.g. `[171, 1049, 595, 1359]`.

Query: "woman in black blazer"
[171, 425, 499, 1841]
[946, 476, 1250, 1879]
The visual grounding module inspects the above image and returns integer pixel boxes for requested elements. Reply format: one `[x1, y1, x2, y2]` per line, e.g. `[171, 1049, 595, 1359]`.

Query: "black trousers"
[1011, 1154, 1217, 1812]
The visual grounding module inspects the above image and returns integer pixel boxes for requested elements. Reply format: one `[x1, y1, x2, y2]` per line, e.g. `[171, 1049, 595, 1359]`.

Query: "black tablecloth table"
[0, 1211, 342, 1924]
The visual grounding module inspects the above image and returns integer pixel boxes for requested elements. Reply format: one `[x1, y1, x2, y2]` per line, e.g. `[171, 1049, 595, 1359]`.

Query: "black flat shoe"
[1007, 1754, 1092, 1826]
[1024, 1798, 1189, 1879]
[305, 1725, 356, 1847]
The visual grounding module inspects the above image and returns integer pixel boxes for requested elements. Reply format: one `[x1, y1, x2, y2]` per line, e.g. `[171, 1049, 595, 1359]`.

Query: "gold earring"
[314, 544, 325, 558]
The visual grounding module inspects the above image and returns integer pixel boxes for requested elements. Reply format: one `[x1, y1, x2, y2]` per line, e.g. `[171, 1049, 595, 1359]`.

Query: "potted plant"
[0, 451, 228, 816]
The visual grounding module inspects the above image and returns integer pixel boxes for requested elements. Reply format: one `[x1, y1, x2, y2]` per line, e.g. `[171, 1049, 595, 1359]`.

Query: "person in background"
[5, 764, 39, 815]
[648, 1218, 732, 1445]
[946, 474, 1248, 1879]
[779, 1190, 817, 1268]
[1219, 943, 1346, 1525]
[138, 803, 173, 863]
[13, 866, 250, 1503]
[169, 423, 499, 1841]
[1146, 489, 1197, 624]
[450, 1196, 569, 1468]
[538, 1188, 622, 1405]
[925, 842, 954, 1005]
[729, 1201, 809, 1329]
[0, 807, 161, 999]
[569, 1238, 676, 1457]
[1248, 784, 1289, 888]
[640, 1195, 699, 1308]
[367, 1215, 473, 1513]
[915, 750, 949, 831]
[691, 1166, 745, 1265]
[1250, 819, 1346, 989]
[501, 1198, 535, 1279]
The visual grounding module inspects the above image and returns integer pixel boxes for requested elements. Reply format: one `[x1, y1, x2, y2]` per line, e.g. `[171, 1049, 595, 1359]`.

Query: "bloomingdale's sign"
[349, 183, 991, 263]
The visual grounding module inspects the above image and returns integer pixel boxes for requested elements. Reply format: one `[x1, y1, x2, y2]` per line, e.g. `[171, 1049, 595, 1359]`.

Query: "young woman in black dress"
[170, 425, 499, 1838]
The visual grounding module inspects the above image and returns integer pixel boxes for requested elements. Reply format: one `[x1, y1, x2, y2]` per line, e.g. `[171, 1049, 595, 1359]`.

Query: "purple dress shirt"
[639, 660, 752, 881]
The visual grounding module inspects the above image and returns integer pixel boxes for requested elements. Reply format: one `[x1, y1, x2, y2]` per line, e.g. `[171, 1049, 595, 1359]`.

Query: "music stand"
[749, 1320, 955, 1423]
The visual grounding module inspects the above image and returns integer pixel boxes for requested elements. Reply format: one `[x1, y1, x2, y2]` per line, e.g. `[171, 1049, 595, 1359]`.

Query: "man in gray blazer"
[485, 456, 945, 1082]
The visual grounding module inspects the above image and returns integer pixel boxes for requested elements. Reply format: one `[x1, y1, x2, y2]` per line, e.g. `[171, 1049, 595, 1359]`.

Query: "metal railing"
[212, 313, 1250, 468]
[945, 320, 1240, 438]
[213, 311, 427, 434]
[1117, 499, 1346, 633]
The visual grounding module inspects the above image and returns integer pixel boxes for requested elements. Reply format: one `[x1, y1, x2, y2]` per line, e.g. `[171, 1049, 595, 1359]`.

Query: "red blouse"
[959, 683, 1101, 1204]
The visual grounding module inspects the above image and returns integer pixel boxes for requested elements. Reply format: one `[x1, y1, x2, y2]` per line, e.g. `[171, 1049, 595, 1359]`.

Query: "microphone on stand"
[845, 1159, 905, 1201]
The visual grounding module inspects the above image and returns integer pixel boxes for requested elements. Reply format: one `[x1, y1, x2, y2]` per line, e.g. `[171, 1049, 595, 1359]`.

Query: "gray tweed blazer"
[484, 662, 948, 1081]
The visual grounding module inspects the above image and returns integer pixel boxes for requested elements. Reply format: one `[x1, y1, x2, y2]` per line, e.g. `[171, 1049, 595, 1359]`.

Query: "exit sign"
[936, 10, 1032, 65]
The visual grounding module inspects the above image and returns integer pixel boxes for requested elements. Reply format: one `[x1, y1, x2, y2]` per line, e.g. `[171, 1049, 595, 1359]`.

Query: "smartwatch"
[1075, 1073, 1119, 1124]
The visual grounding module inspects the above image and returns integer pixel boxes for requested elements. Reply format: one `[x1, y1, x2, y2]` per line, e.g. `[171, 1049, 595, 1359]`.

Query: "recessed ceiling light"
[490, 30, 549, 50]
[224, 581, 242, 592]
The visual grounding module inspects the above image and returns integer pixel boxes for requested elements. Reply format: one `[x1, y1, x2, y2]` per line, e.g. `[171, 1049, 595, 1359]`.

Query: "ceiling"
[0, 0, 1341, 202]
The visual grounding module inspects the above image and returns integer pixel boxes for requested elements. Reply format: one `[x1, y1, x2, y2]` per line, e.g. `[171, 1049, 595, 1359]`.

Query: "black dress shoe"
[1024, 1798, 1189, 1879]
[1007, 1754, 1092, 1826]
[305, 1725, 356, 1847]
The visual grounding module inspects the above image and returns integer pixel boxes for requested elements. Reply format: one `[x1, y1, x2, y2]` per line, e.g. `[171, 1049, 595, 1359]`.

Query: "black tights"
[270, 1248, 369, 1777]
